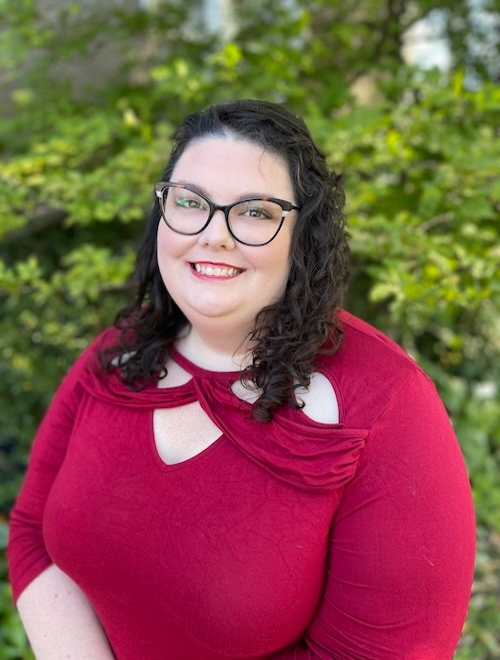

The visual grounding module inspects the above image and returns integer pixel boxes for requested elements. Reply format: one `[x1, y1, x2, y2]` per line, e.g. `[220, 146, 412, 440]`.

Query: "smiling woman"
[7, 99, 475, 660]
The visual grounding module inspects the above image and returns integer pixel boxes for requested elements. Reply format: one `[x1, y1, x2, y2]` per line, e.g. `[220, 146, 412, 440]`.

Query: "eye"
[175, 196, 206, 210]
[239, 202, 275, 220]
[247, 207, 271, 219]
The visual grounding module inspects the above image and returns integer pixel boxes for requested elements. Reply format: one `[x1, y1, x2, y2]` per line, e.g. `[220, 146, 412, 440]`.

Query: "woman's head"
[156, 135, 298, 346]
[138, 99, 348, 322]
[111, 99, 349, 420]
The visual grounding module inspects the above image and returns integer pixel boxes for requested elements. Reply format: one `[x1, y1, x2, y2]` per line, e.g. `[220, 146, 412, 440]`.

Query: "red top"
[7, 311, 475, 659]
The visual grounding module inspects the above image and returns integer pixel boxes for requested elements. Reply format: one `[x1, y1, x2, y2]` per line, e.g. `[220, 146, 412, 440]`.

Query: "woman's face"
[156, 136, 297, 341]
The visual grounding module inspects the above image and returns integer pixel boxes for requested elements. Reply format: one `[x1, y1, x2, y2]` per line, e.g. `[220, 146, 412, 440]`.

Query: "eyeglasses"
[155, 182, 300, 246]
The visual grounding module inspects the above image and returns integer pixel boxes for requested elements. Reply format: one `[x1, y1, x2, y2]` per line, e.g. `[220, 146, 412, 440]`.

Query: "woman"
[8, 99, 475, 659]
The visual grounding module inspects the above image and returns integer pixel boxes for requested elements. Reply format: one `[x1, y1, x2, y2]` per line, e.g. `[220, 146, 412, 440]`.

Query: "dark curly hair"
[100, 99, 349, 421]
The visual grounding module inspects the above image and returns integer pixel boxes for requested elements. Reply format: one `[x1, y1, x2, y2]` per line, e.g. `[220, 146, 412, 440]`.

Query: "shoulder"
[319, 310, 422, 381]
[79, 326, 120, 363]
[338, 310, 418, 367]
[317, 311, 434, 428]
[61, 326, 119, 386]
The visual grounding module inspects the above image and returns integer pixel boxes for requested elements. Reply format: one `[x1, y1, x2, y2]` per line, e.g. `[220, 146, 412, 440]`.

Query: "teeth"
[194, 264, 241, 277]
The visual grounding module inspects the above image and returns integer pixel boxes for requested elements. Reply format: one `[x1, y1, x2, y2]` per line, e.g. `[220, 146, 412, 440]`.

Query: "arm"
[8, 335, 115, 658]
[273, 369, 476, 660]
[17, 565, 115, 659]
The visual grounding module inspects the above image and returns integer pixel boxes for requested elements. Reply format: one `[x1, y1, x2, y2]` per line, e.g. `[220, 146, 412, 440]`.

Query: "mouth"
[191, 263, 244, 278]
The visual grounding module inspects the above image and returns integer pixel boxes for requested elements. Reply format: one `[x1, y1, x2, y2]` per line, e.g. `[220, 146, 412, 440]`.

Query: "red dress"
[8, 312, 476, 659]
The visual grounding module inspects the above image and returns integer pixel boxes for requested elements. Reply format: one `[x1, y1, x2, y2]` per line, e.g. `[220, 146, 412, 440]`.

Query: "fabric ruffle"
[79, 348, 368, 492]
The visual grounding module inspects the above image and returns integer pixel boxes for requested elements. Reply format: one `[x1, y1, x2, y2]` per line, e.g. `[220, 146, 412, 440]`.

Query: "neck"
[175, 325, 254, 372]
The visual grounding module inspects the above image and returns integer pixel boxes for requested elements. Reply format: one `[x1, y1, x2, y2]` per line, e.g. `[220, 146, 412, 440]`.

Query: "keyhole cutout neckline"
[164, 346, 341, 424]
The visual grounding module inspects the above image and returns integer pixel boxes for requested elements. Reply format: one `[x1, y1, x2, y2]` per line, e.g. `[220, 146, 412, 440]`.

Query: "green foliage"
[0, 0, 499, 656]
[0, 521, 33, 659]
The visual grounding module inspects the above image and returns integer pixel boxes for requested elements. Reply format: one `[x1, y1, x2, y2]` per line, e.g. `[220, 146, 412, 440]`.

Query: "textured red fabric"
[7, 312, 475, 659]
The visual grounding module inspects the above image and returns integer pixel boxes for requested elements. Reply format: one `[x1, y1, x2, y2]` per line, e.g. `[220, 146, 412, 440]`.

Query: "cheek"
[157, 223, 185, 262]
[156, 223, 167, 257]
[156, 226, 178, 291]
[254, 241, 292, 292]
[272, 230, 294, 278]
[157, 222, 173, 254]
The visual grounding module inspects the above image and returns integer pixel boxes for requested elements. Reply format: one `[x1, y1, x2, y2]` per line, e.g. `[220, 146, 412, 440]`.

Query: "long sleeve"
[273, 369, 476, 660]
[7, 340, 98, 602]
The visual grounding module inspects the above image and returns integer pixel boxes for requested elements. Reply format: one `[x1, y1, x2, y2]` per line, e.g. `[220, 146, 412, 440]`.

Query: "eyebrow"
[172, 180, 279, 202]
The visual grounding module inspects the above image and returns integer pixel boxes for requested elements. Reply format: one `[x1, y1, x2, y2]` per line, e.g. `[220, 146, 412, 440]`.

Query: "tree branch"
[1, 206, 68, 245]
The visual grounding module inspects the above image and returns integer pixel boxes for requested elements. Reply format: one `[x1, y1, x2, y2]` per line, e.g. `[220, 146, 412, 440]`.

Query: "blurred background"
[0, 0, 499, 657]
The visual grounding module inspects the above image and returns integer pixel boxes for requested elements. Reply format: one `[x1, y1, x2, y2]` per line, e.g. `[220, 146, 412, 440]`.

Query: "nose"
[199, 208, 236, 249]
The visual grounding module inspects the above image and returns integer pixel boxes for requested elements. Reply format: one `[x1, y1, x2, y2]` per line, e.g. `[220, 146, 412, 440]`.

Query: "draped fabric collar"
[79, 349, 368, 492]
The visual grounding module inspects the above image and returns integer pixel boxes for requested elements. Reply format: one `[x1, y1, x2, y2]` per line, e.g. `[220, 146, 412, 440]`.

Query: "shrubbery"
[1, 1, 499, 656]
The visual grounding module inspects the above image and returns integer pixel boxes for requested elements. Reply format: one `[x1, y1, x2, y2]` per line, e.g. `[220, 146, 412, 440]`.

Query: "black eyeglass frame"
[154, 181, 300, 247]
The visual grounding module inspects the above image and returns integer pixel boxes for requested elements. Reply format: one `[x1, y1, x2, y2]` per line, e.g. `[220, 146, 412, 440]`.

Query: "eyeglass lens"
[159, 185, 286, 246]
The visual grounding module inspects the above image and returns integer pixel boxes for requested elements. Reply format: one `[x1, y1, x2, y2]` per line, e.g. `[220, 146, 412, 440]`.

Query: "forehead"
[171, 136, 294, 198]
